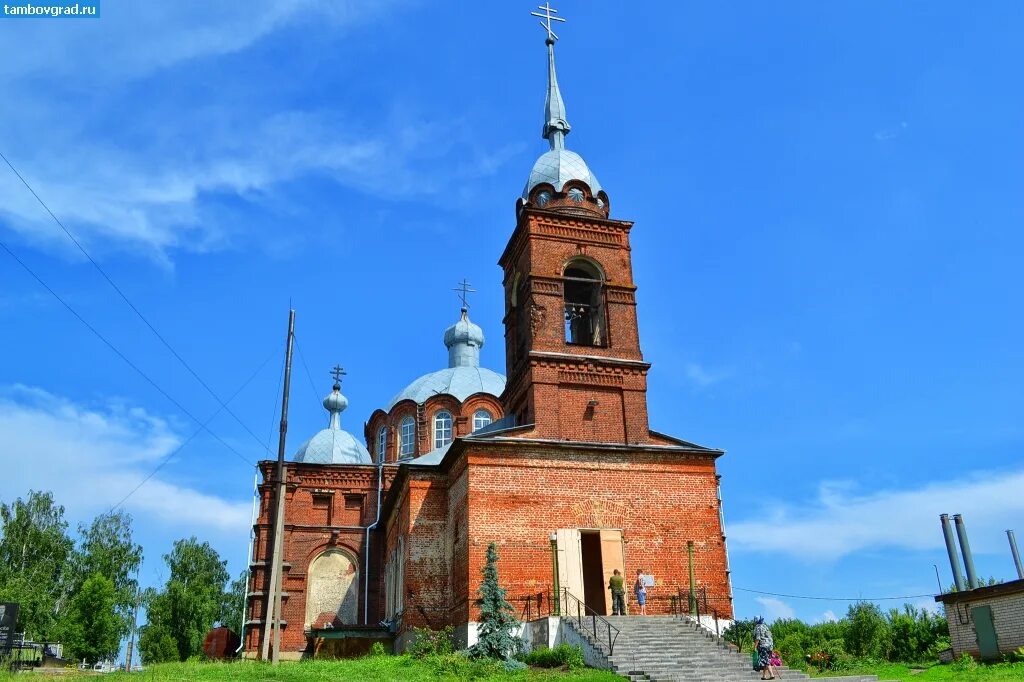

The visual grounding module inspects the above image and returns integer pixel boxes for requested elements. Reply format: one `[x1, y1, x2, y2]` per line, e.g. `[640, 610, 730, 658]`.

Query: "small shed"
[935, 579, 1024, 660]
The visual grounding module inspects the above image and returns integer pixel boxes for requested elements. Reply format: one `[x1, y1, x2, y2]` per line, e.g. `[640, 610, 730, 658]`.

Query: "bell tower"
[500, 5, 652, 444]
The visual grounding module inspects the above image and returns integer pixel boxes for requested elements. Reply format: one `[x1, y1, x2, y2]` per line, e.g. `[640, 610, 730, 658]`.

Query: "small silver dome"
[444, 308, 485, 368]
[522, 148, 602, 200]
[294, 383, 371, 465]
[387, 308, 506, 410]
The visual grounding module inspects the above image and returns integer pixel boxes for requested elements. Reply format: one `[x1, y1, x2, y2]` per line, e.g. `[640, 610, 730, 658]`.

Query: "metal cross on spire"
[453, 279, 476, 310]
[531, 1, 566, 43]
[330, 365, 346, 386]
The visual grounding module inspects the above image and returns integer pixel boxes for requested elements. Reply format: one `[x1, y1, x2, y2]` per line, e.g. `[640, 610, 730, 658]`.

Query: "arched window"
[399, 416, 415, 458]
[376, 426, 387, 461]
[472, 409, 493, 432]
[433, 410, 453, 450]
[563, 259, 606, 346]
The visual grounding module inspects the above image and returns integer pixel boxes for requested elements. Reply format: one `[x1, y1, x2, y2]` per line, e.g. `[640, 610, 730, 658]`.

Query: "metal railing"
[517, 591, 552, 621]
[670, 588, 723, 637]
[561, 588, 620, 655]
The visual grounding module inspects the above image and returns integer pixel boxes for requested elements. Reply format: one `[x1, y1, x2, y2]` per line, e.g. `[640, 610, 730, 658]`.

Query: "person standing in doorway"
[633, 569, 648, 616]
[608, 569, 626, 615]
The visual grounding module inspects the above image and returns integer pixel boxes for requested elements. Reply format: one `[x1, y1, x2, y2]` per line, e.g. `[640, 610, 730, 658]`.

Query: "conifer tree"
[472, 542, 519, 660]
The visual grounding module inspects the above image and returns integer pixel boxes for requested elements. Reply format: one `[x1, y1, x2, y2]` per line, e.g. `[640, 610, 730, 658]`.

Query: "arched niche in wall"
[304, 548, 359, 629]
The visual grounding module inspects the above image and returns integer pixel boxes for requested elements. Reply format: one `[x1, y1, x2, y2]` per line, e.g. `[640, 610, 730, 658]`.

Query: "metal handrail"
[517, 591, 551, 621]
[561, 588, 620, 655]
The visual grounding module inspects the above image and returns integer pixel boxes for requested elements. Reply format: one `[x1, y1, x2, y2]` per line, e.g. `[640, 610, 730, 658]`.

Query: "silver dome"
[294, 384, 371, 465]
[387, 308, 506, 410]
[522, 148, 602, 200]
[387, 366, 506, 411]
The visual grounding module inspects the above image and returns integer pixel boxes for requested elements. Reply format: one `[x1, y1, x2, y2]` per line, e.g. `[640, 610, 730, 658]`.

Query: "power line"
[0, 149, 271, 456]
[1, 239, 251, 466]
[108, 342, 280, 512]
[733, 586, 934, 602]
[293, 334, 323, 406]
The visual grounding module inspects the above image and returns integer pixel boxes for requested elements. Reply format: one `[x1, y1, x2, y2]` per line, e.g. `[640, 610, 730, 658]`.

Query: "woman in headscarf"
[753, 616, 777, 680]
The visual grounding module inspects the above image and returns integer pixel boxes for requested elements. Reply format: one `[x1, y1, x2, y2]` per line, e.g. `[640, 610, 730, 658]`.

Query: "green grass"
[3, 657, 626, 681]
[805, 660, 1024, 681]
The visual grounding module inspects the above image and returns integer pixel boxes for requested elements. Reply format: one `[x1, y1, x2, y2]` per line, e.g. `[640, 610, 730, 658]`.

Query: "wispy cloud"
[817, 609, 839, 623]
[684, 362, 732, 388]
[755, 596, 796, 621]
[729, 469, 1024, 560]
[874, 121, 908, 141]
[0, 0, 522, 264]
[0, 385, 251, 534]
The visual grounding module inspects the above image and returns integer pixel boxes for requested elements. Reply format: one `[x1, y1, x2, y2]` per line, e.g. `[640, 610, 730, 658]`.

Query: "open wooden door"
[599, 530, 625, 615]
[556, 529, 584, 609]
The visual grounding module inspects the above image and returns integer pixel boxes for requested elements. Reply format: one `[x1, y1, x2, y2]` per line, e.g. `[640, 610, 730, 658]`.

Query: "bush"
[951, 652, 978, 672]
[844, 602, 891, 659]
[503, 659, 527, 672]
[369, 641, 387, 656]
[806, 639, 848, 671]
[523, 643, 585, 669]
[776, 633, 805, 669]
[408, 626, 454, 658]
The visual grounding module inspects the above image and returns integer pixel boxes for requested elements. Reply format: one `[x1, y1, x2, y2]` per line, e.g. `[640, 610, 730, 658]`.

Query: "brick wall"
[942, 590, 1024, 657]
[244, 461, 392, 656]
[463, 442, 733, 621]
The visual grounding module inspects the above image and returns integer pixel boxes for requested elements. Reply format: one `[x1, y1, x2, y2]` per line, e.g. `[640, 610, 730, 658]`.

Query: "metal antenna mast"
[260, 309, 295, 663]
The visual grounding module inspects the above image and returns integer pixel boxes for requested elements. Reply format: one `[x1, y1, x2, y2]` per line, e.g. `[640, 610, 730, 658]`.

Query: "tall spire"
[532, 2, 570, 150]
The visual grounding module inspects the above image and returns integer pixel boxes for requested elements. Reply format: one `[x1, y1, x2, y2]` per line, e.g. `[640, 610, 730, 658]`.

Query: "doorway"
[580, 532, 606, 614]
[555, 528, 625, 616]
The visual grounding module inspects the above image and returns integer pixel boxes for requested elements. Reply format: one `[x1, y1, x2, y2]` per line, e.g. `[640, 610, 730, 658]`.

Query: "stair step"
[564, 615, 875, 682]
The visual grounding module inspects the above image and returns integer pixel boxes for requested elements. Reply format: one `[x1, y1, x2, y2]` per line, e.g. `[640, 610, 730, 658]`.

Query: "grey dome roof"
[523, 148, 602, 200]
[387, 366, 506, 411]
[387, 308, 506, 410]
[294, 383, 371, 465]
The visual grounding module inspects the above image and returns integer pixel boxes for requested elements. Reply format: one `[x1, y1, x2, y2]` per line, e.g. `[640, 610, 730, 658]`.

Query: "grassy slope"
[807, 661, 1024, 681]
[4, 658, 626, 681]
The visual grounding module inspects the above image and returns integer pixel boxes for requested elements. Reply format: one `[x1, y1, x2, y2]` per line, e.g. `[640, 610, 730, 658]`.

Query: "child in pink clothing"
[769, 651, 783, 672]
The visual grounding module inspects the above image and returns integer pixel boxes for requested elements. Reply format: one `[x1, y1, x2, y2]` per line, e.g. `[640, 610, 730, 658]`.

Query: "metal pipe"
[940, 514, 967, 592]
[236, 469, 260, 655]
[953, 514, 980, 590]
[687, 540, 696, 616]
[1008, 530, 1024, 580]
[550, 533, 560, 616]
[363, 454, 384, 624]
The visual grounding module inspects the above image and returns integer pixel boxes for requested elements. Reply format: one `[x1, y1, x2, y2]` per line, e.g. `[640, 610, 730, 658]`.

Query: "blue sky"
[1, 1, 1022, 627]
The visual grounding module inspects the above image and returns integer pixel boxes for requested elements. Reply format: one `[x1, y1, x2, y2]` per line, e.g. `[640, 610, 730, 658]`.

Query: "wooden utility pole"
[260, 309, 295, 663]
[125, 585, 140, 672]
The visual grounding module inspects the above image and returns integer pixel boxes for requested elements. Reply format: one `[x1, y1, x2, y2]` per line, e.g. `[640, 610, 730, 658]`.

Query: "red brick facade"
[245, 131, 732, 661]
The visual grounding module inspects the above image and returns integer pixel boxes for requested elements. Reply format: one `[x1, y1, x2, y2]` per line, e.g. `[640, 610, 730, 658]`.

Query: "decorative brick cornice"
[605, 286, 637, 305]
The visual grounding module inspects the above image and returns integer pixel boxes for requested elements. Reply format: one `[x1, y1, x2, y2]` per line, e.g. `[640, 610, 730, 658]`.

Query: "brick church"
[244, 11, 733, 659]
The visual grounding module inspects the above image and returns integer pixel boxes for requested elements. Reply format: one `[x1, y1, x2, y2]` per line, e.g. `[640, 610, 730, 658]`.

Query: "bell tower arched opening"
[563, 259, 606, 347]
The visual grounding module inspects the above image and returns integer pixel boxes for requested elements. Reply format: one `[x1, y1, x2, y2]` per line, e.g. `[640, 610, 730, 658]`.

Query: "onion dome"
[294, 381, 371, 465]
[387, 308, 505, 410]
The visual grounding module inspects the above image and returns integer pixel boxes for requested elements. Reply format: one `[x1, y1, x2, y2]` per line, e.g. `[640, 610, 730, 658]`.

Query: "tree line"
[724, 602, 949, 670]
[0, 490, 246, 665]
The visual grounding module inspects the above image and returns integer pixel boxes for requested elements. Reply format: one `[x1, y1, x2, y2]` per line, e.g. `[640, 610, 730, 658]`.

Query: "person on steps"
[753, 616, 777, 680]
[609, 569, 626, 615]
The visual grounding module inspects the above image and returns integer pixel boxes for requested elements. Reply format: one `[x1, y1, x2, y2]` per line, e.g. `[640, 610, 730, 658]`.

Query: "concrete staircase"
[562, 615, 887, 682]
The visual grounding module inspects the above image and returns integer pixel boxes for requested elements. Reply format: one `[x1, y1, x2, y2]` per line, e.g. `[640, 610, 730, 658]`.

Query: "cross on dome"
[531, 2, 565, 43]
[330, 364, 346, 387]
[452, 278, 476, 311]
